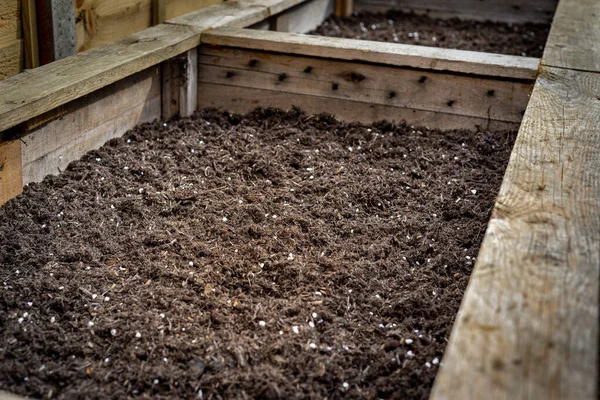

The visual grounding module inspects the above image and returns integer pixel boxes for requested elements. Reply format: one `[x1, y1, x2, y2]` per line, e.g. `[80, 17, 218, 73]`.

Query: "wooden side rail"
[197, 28, 536, 130]
[431, 0, 600, 397]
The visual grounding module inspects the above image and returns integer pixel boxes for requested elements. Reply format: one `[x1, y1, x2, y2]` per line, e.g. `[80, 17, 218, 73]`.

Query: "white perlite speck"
[292, 326, 299, 334]
[432, 358, 439, 365]
[342, 382, 350, 390]
[309, 343, 317, 349]
[111, 329, 117, 336]
[135, 331, 142, 338]
[258, 320, 266, 327]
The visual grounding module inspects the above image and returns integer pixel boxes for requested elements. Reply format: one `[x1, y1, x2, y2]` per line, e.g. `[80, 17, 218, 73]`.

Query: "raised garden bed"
[311, 10, 551, 57]
[0, 0, 598, 399]
[0, 108, 515, 399]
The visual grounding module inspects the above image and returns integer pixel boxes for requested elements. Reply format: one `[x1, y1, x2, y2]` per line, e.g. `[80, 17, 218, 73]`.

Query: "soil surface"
[311, 10, 550, 57]
[0, 108, 515, 399]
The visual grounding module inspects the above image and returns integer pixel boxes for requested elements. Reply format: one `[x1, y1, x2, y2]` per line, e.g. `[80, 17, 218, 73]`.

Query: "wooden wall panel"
[75, 0, 153, 52]
[0, 139, 22, 205]
[0, 39, 22, 79]
[21, 67, 161, 184]
[75, 0, 225, 51]
[164, 0, 222, 21]
[0, 0, 22, 80]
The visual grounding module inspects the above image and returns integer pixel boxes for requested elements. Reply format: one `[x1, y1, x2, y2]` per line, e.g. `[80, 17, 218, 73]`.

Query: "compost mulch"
[0, 108, 515, 399]
[311, 10, 550, 57]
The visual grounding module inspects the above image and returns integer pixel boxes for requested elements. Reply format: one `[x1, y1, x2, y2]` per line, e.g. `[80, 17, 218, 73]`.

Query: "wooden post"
[335, 0, 353, 16]
[36, 0, 76, 64]
[21, 0, 40, 69]
[0, 140, 23, 206]
[152, 0, 167, 25]
[161, 48, 198, 119]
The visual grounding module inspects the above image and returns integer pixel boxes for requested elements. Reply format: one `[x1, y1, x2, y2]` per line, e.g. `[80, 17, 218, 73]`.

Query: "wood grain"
[542, 0, 600, 73]
[197, 82, 519, 131]
[198, 45, 532, 123]
[354, 0, 558, 23]
[21, 67, 160, 184]
[162, 48, 197, 119]
[75, 0, 153, 52]
[0, 22, 200, 132]
[431, 66, 600, 400]
[165, 0, 306, 30]
[0, 0, 21, 45]
[335, 0, 352, 17]
[164, 0, 222, 20]
[0, 139, 22, 205]
[0, 39, 22, 80]
[21, 0, 39, 68]
[201, 28, 540, 80]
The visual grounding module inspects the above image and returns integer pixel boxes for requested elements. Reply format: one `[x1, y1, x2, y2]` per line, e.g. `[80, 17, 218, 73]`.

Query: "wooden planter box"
[0, 0, 598, 398]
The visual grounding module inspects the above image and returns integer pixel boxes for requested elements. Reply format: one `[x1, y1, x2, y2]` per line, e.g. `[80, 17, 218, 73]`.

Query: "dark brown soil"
[0, 108, 515, 399]
[311, 10, 550, 57]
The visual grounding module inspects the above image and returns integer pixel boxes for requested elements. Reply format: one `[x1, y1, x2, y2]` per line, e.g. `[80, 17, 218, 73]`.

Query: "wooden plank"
[335, 0, 352, 17]
[21, 0, 40, 69]
[0, 0, 21, 45]
[197, 82, 518, 131]
[75, 0, 152, 52]
[36, 0, 77, 63]
[201, 28, 540, 80]
[354, 0, 558, 23]
[0, 39, 22, 80]
[431, 66, 600, 400]
[198, 45, 532, 122]
[165, 0, 307, 30]
[542, 0, 600, 73]
[152, 0, 166, 24]
[21, 67, 161, 184]
[0, 139, 22, 205]
[0, 391, 27, 400]
[164, 0, 222, 20]
[0, 22, 200, 133]
[161, 48, 197, 119]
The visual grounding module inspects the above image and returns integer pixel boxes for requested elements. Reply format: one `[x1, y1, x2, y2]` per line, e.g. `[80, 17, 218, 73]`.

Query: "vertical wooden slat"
[335, 0, 353, 16]
[0, 140, 23, 205]
[36, 0, 76, 64]
[152, 0, 167, 25]
[161, 48, 198, 119]
[21, 0, 40, 68]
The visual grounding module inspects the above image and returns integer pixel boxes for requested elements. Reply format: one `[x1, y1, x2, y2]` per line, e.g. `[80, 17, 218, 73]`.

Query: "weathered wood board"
[354, 0, 558, 23]
[0, 139, 22, 205]
[75, 0, 153, 52]
[161, 48, 197, 119]
[0, 22, 200, 133]
[542, 0, 600, 73]
[197, 82, 519, 132]
[0, 0, 22, 80]
[164, 0, 222, 20]
[430, 66, 600, 400]
[198, 45, 532, 123]
[0, 39, 22, 80]
[165, 0, 307, 30]
[201, 29, 540, 80]
[0, 0, 20, 45]
[21, 67, 161, 184]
